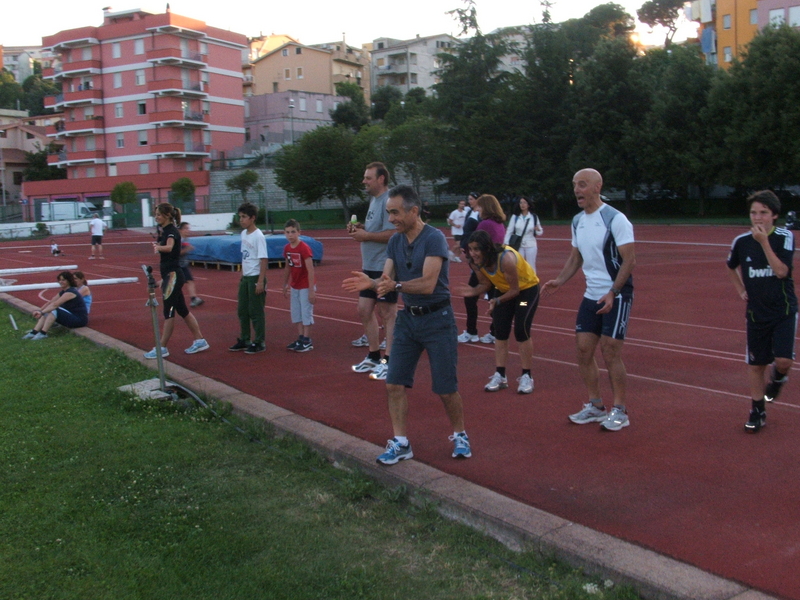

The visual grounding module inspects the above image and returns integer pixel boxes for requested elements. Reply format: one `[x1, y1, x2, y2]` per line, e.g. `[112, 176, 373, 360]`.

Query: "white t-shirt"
[241, 227, 268, 277]
[448, 208, 466, 235]
[571, 205, 634, 301]
[90, 216, 104, 236]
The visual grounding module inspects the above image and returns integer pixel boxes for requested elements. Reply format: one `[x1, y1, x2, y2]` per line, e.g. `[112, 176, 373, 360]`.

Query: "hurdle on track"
[0, 277, 139, 293]
[0, 265, 79, 276]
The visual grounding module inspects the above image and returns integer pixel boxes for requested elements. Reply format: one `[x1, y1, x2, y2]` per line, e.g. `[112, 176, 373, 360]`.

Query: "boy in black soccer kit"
[727, 190, 798, 432]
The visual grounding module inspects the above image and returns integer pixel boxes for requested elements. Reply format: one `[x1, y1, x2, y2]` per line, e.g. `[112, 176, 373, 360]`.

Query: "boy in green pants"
[229, 203, 268, 354]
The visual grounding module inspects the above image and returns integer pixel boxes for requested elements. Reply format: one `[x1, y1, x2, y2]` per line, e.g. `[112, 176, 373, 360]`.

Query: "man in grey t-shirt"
[347, 162, 398, 378]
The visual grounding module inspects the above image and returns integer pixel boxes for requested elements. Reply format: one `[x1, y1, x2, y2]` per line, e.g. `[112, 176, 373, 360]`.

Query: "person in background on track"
[504, 195, 544, 271]
[22, 271, 88, 340]
[50, 240, 62, 256]
[457, 191, 495, 345]
[144, 203, 209, 359]
[458, 230, 540, 394]
[447, 199, 467, 262]
[178, 221, 204, 308]
[228, 202, 268, 355]
[542, 168, 636, 432]
[89, 213, 105, 259]
[727, 190, 798, 433]
[73, 271, 92, 315]
[283, 219, 316, 353]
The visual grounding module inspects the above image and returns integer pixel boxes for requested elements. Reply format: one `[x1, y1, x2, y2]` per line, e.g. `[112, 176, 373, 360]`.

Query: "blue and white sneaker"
[144, 346, 169, 359]
[352, 356, 380, 373]
[600, 407, 630, 431]
[351, 334, 369, 347]
[449, 433, 472, 458]
[369, 359, 388, 380]
[569, 403, 607, 424]
[185, 339, 210, 354]
[376, 438, 413, 465]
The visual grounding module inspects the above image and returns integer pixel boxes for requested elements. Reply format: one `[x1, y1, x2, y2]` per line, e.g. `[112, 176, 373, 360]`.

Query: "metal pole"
[0, 265, 79, 276]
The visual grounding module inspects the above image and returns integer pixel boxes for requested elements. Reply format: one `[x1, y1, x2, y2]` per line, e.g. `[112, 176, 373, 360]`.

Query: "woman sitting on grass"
[23, 271, 88, 340]
[74, 271, 93, 314]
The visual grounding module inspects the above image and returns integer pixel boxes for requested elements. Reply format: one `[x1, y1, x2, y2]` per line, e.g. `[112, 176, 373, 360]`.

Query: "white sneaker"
[569, 403, 607, 424]
[480, 333, 496, 344]
[457, 330, 479, 343]
[185, 339, 210, 354]
[351, 334, 369, 347]
[379, 339, 386, 350]
[352, 356, 380, 373]
[484, 372, 508, 392]
[517, 373, 534, 394]
[601, 407, 630, 431]
[144, 346, 170, 359]
[369, 360, 388, 380]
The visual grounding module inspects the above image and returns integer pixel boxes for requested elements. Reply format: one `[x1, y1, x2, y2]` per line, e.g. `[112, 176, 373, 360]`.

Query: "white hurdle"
[0, 265, 79, 276]
[0, 277, 139, 293]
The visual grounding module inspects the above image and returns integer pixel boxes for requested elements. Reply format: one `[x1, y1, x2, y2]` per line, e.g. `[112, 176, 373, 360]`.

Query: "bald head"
[572, 168, 604, 212]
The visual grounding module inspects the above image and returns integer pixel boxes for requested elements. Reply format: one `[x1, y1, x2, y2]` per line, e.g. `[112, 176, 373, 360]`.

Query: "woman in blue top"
[74, 271, 92, 314]
[23, 271, 88, 340]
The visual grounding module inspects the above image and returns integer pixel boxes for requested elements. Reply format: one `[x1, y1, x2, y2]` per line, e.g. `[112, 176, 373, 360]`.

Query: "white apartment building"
[370, 34, 458, 94]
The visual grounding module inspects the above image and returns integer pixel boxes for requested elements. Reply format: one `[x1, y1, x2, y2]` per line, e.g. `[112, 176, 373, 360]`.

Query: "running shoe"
[379, 339, 386, 350]
[144, 346, 169, 359]
[351, 334, 369, 347]
[244, 343, 266, 354]
[185, 339, 210, 354]
[31, 332, 49, 340]
[21, 330, 37, 340]
[569, 403, 607, 424]
[764, 372, 788, 402]
[352, 357, 380, 373]
[600, 407, 630, 431]
[457, 330, 479, 343]
[517, 374, 534, 394]
[229, 339, 249, 351]
[745, 408, 766, 433]
[480, 333, 496, 344]
[286, 338, 302, 351]
[376, 439, 414, 465]
[449, 432, 472, 458]
[484, 372, 508, 392]
[369, 359, 388, 380]
[295, 339, 313, 353]
[190, 297, 205, 307]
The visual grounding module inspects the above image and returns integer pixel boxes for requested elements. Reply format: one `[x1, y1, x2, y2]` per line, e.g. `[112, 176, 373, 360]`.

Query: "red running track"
[2, 224, 799, 599]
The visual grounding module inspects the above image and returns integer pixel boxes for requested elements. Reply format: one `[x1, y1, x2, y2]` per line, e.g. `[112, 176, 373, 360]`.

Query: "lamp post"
[288, 97, 295, 144]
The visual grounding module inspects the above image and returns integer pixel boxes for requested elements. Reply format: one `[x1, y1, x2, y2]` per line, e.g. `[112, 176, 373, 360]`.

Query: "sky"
[1, 0, 697, 49]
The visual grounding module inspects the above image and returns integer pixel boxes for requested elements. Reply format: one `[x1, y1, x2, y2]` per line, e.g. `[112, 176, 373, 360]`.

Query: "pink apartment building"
[23, 8, 247, 224]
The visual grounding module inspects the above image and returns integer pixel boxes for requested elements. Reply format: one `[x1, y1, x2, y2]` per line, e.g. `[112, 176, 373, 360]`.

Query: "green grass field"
[0, 306, 639, 600]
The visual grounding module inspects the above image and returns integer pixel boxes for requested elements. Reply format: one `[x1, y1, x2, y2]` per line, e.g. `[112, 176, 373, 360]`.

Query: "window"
[296, 47, 302, 54]
[115, 103, 123, 118]
[138, 101, 147, 115]
[135, 69, 145, 86]
[770, 8, 785, 24]
[273, 82, 279, 92]
[82, 47, 92, 60]
[410, 73, 418, 84]
[299, 98, 306, 111]
[284, 68, 291, 80]
[316, 99, 323, 113]
[108, 164, 117, 176]
[297, 67, 303, 79]
[86, 167, 95, 178]
[85, 136, 95, 151]
[13, 171, 23, 185]
[134, 39, 144, 54]
[84, 106, 94, 119]
[203, 130, 212, 146]
[750, 9, 758, 25]
[377, 42, 384, 49]
[112, 42, 121, 58]
[139, 163, 149, 175]
[723, 14, 731, 29]
[186, 160, 194, 172]
[377, 58, 385, 67]
[202, 101, 210, 115]
[790, 6, 800, 26]
[723, 46, 733, 62]
[333, 101, 339, 110]
[282, 48, 289, 56]
[200, 42, 208, 55]
[201, 71, 209, 87]
[113, 72, 122, 88]
[0, 130, 6, 138]
[138, 130, 148, 146]
[116, 133, 125, 148]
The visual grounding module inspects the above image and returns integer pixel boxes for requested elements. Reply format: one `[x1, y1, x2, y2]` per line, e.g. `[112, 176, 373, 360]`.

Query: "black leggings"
[464, 270, 495, 336]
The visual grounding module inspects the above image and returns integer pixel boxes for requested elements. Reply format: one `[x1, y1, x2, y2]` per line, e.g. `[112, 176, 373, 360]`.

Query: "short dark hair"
[748, 190, 781, 216]
[284, 218, 301, 230]
[468, 192, 480, 200]
[57, 271, 77, 287]
[237, 202, 258, 218]
[467, 230, 502, 269]
[388, 184, 421, 212]
[366, 161, 390, 187]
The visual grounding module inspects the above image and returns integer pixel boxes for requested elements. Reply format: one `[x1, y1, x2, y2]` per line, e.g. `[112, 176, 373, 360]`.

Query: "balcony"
[43, 59, 102, 80]
[47, 116, 104, 138]
[149, 110, 208, 128]
[48, 148, 106, 166]
[152, 142, 210, 158]
[243, 74, 254, 86]
[45, 88, 103, 109]
[147, 79, 208, 98]
[146, 47, 207, 68]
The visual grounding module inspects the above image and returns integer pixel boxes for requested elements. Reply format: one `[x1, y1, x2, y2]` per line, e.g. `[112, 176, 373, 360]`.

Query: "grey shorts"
[290, 287, 314, 326]
[387, 303, 458, 395]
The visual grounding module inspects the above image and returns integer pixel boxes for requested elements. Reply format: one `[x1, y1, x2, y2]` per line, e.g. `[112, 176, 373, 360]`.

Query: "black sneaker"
[744, 409, 766, 433]
[244, 343, 266, 354]
[295, 339, 313, 352]
[229, 339, 249, 351]
[763, 376, 787, 402]
[286, 339, 302, 351]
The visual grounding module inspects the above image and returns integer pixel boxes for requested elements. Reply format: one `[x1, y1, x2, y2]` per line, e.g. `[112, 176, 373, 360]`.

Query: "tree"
[275, 125, 374, 219]
[23, 144, 67, 181]
[225, 169, 260, 201]
[561, 3, 635, 63]
[386, 115, 447, 195]
[21, 71, 60, 116]
[370, 85, 403, 120]
[0, 69, 24, 110]
[637, 0, 686, 47]
[330, 81, 369, 131]
[171, 177, 196, 203]
[111, 181, 137, 205]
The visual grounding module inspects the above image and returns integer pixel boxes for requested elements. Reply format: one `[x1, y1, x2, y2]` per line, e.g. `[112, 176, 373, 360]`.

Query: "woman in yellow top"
[458, 229, 540, 394]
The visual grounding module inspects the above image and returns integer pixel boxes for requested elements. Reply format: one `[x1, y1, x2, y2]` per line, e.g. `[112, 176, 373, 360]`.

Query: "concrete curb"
[2, 294, 778, 600]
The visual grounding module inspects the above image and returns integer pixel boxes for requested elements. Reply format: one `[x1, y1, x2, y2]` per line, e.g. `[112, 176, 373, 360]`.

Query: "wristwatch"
[395, 282, 403, 292]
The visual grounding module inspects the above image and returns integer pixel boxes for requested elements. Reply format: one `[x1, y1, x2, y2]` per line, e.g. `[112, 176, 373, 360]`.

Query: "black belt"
[405, 299, 450, 316]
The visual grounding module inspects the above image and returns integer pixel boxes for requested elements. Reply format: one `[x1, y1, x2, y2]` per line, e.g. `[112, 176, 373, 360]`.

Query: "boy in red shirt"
[282, 219, 316, 352]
